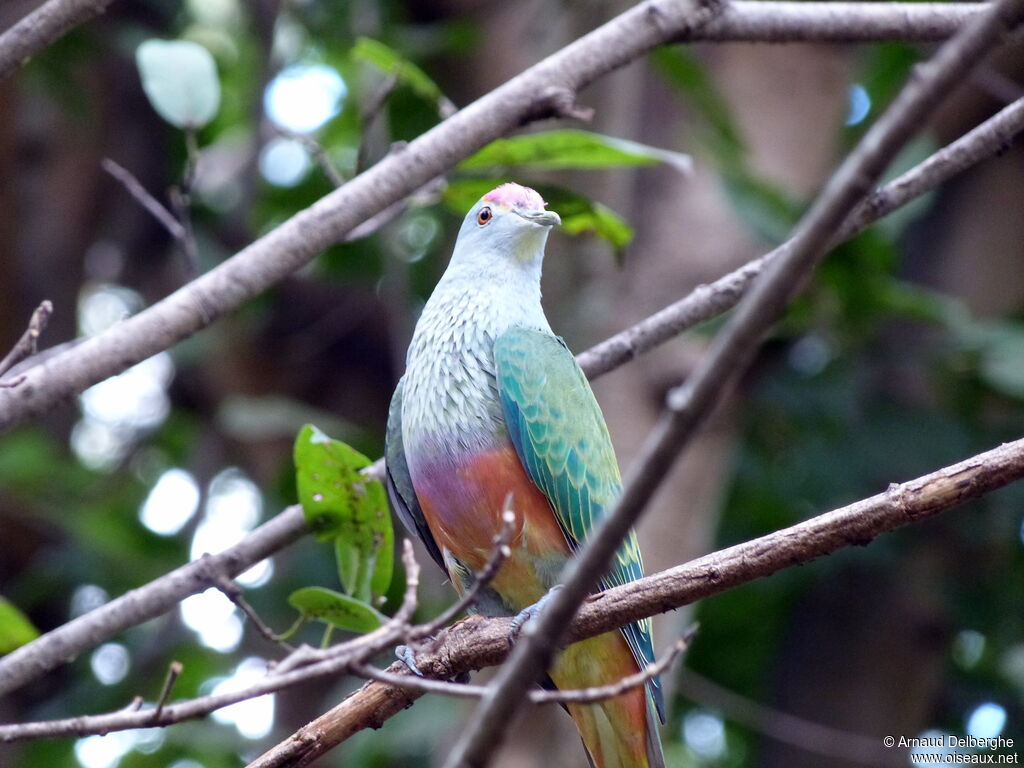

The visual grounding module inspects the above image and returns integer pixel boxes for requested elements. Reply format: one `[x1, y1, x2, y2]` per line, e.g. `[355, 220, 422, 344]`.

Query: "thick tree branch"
[0, 505, 308, 698]
[446, 1, 1024, 763]
[0, 1, 988, 84]
[247, 434, 1024, 768]
[2, 433, 1022, 749]
[0, 0, 120, 80]
[0, 1, 994, 433]
[578, 94, 1024, 379]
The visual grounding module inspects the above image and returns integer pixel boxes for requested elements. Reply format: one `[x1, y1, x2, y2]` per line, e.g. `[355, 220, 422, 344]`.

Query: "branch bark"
[0, 1, 993, 433]
[445, 0, 1024, 762]
[0, 0, 120, 79]
[247, 434, 1024, 768]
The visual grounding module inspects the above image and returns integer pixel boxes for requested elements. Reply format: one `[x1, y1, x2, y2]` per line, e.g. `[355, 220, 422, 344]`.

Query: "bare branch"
[446, 0, 1024, 763]
[0, 0, 121, 80]
[578, 94, 1024, 379]
[276, 128, 346, 188]
[0, 1, 994, 434]
[0, 301, 52, 385]
[247, 434, 1024, 767]
[0, 2, 988, 85]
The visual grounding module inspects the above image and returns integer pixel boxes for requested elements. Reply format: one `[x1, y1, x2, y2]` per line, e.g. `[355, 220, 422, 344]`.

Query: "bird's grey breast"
[401, 288, 506, 458]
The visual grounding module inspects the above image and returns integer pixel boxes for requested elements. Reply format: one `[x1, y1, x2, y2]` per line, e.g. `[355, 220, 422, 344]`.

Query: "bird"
[385, 182, 664, 768]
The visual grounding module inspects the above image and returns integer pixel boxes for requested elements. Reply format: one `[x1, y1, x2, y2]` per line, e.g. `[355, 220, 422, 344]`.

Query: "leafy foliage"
[292, 425, 393, 635]
[0, 597, 38, 654]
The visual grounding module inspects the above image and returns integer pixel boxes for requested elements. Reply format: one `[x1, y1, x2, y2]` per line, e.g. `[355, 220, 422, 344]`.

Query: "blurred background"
[1, 1, 1023, 767]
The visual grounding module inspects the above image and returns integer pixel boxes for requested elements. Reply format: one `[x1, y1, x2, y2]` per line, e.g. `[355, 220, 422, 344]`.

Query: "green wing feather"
[494, 327, 664, 721]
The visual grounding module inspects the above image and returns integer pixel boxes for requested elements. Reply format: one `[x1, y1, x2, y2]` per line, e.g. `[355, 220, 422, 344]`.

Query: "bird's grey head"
[448, 183, 561, 277]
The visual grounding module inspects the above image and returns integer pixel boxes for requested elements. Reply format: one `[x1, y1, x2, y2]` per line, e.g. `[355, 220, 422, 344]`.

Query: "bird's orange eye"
[477, 206, 493, 225]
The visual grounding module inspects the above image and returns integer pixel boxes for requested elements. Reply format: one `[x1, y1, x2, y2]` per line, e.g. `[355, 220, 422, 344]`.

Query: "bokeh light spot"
[264, 64, 346, 133]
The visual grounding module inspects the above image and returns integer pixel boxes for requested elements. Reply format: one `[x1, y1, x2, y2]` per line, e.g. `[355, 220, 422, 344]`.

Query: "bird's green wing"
[385, 377, 445, 571]
[494, 327, 663, 721]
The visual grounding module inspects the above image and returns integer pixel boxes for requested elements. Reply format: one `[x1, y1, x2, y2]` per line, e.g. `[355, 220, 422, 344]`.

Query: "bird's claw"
[509, 585, 564, 645]
[395, 644, 424, 677]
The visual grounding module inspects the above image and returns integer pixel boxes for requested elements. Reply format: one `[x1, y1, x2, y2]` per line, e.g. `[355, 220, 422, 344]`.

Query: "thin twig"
[153, 661, 183, 720]
[271, 539, 419, 677]
[170, 129, 201, 277]
[214, 574, 294, 652]
[0, 301, 52, 385]
[445, 1, 1024, 764]
[102, 159, 184, 241]
[356, 72, 400, 175]
[531, 631, 693, 705]
[277, 128, 346, 188]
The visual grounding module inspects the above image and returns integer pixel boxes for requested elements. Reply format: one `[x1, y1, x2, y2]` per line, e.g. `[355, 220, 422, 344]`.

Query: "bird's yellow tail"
[550, 631, 665, 768]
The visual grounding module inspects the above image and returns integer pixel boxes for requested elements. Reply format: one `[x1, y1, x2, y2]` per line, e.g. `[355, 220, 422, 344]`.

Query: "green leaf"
[459, 129, 691, 174]
[352, 37, 447, 107]
[443, 179, 633, 250]
[293, 424, 393, 602]
[0, 596, 38, 655]
[136, 39, 221, 129]
[288, 587, 385, 634]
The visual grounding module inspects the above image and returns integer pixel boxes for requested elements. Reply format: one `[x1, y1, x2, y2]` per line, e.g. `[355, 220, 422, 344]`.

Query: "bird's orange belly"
[412, 444, 571, 610]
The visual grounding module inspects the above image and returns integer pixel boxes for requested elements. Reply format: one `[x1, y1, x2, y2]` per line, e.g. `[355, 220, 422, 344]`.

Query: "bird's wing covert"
[493, 327, 663, 721]
[385, 377, 445, 571]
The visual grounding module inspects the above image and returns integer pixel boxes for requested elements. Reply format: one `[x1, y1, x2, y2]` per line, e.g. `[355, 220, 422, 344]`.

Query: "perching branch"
[246, 433, 1024, 768]
[445, 0, 1024, 763]
[0, 1, 994, 434]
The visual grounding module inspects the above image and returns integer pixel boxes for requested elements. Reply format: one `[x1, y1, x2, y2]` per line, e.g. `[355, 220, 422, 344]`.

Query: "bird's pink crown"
[483, 183, 546, 211]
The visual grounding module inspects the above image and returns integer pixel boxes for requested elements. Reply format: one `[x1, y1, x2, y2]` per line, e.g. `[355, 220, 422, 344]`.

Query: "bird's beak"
[517, 209, 561, 228]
